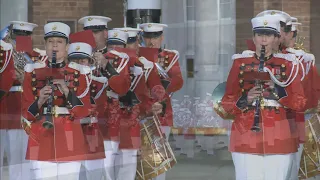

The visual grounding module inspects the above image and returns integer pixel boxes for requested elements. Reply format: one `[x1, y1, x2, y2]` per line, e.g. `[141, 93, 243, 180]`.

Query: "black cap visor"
[127, 37, 137, 44]
[107, 40, 126, 46]
[253, 27, 278, 35]
[84, 25, 107, 32]
[44, 32, 68, 41]
[142, 31, 163, 38]
[12, 29, 32, 36]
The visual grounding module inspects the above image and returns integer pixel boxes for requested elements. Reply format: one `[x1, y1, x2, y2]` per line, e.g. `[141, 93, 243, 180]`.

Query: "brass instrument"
[299, 114, 320, 179]
[212, 82, 234, 120]
[294, 36, 308, 52]
[0, 25, 34, 71]
[42, 51, 57, 129]
[155, 62, 169, 79]
[155, 62, 173, 98]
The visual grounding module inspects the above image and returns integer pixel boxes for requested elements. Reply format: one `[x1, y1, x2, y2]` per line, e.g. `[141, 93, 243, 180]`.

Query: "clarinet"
[251, 45, 265, 132]
[42, 51, 57, 129]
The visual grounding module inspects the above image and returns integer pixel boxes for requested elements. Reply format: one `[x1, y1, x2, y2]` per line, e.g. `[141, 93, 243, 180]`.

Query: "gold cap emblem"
[88, 17, 93, 21]
[113, 32, 118, 37]
[20, 23, 24, 26]
[271, 11, 276, 15]
[263, 20, 268, 26]
[148, 24, 152, 28]
[76, 46, 80, 51]
[52, 25, 57, 30]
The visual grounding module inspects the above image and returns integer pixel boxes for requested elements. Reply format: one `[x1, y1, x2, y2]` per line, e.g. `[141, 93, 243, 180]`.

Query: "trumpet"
[0, 25, 34, 71]
[155, 62, 169, 79]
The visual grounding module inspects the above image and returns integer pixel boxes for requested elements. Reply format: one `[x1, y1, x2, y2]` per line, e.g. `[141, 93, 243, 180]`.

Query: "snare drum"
[299, 114, 320, 179]
[136, 115, 177, 180]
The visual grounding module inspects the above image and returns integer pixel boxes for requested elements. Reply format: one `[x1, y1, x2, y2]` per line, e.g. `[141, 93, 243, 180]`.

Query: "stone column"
[0, 0, 28, 28]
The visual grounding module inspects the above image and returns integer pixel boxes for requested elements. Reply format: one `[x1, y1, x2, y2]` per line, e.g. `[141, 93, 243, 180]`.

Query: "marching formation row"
[0, 9, 183, 180]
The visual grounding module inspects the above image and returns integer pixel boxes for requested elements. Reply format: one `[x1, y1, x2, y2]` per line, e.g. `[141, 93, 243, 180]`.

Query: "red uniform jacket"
[100, 50, 131, 141]
[282, 48, 319, 144]
[119, 56, 166, 149]
[81, 75, 107, 159]
[22, 60, 96, 161]
[0, 42, 20, 130]
[221, 52, 306, 154]
[1, 49, 48, 130]
[154, 49, 183, 126]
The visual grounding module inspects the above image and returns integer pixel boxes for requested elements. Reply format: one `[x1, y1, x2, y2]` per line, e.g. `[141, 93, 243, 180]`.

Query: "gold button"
[239, 79, 243, 83]
[165, 61, 168, 63]
[281, 64, 285, 68]
[32, 71, 36, 74]
[32, 78, 36, 82]
[32, 87, 36, 91]
[91, 89, 95, 93]
[34, 96, 38, 100]
[74, 71, 78, 75]
[74, 87, 77, 91]
[0, 53, 3, 56]
[242, 89, 245, 92]
[240, 71, 243, 75]
[165, 55, 169, 59]
[93, 84, 96, 87]
[241, 63, 245, 66]
[54, 96, 58, 100]
[74, 78, 78, 82]
[282, 72, 286, 76]
[115, 56, 118, 60]
[276, 107, 279, 109]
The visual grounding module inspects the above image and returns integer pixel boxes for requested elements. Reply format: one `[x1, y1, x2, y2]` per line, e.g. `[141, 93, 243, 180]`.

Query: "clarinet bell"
[250, 125, 261, 132]
[42, 121, 54, 129]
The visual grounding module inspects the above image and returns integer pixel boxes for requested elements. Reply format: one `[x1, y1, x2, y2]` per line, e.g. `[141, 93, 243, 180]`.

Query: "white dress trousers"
[232, 152, 295, 180]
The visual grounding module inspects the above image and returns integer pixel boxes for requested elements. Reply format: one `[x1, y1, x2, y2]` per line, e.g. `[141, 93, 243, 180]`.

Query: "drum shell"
[136, 116, 176, 180]
[299, 114, 320, 179]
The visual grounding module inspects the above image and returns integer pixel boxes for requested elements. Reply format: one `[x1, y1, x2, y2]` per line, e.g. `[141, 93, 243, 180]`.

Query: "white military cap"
[107, 30, 129, 45]
[256, 10, 291, 24]
[68, 42, 93, 59]
[113, 27, 141, 43]
[251, 15, 280, 34]
[44, 22, 70, 39]
[290, 17, 301, 31]
[114, 27, 141, 38]
[127, 0, 161, 10]
[78, 16, 112, 30]
[140, 23, 168, 38]
[140, 23, 167, 32]
[10, 21, 38, 32]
